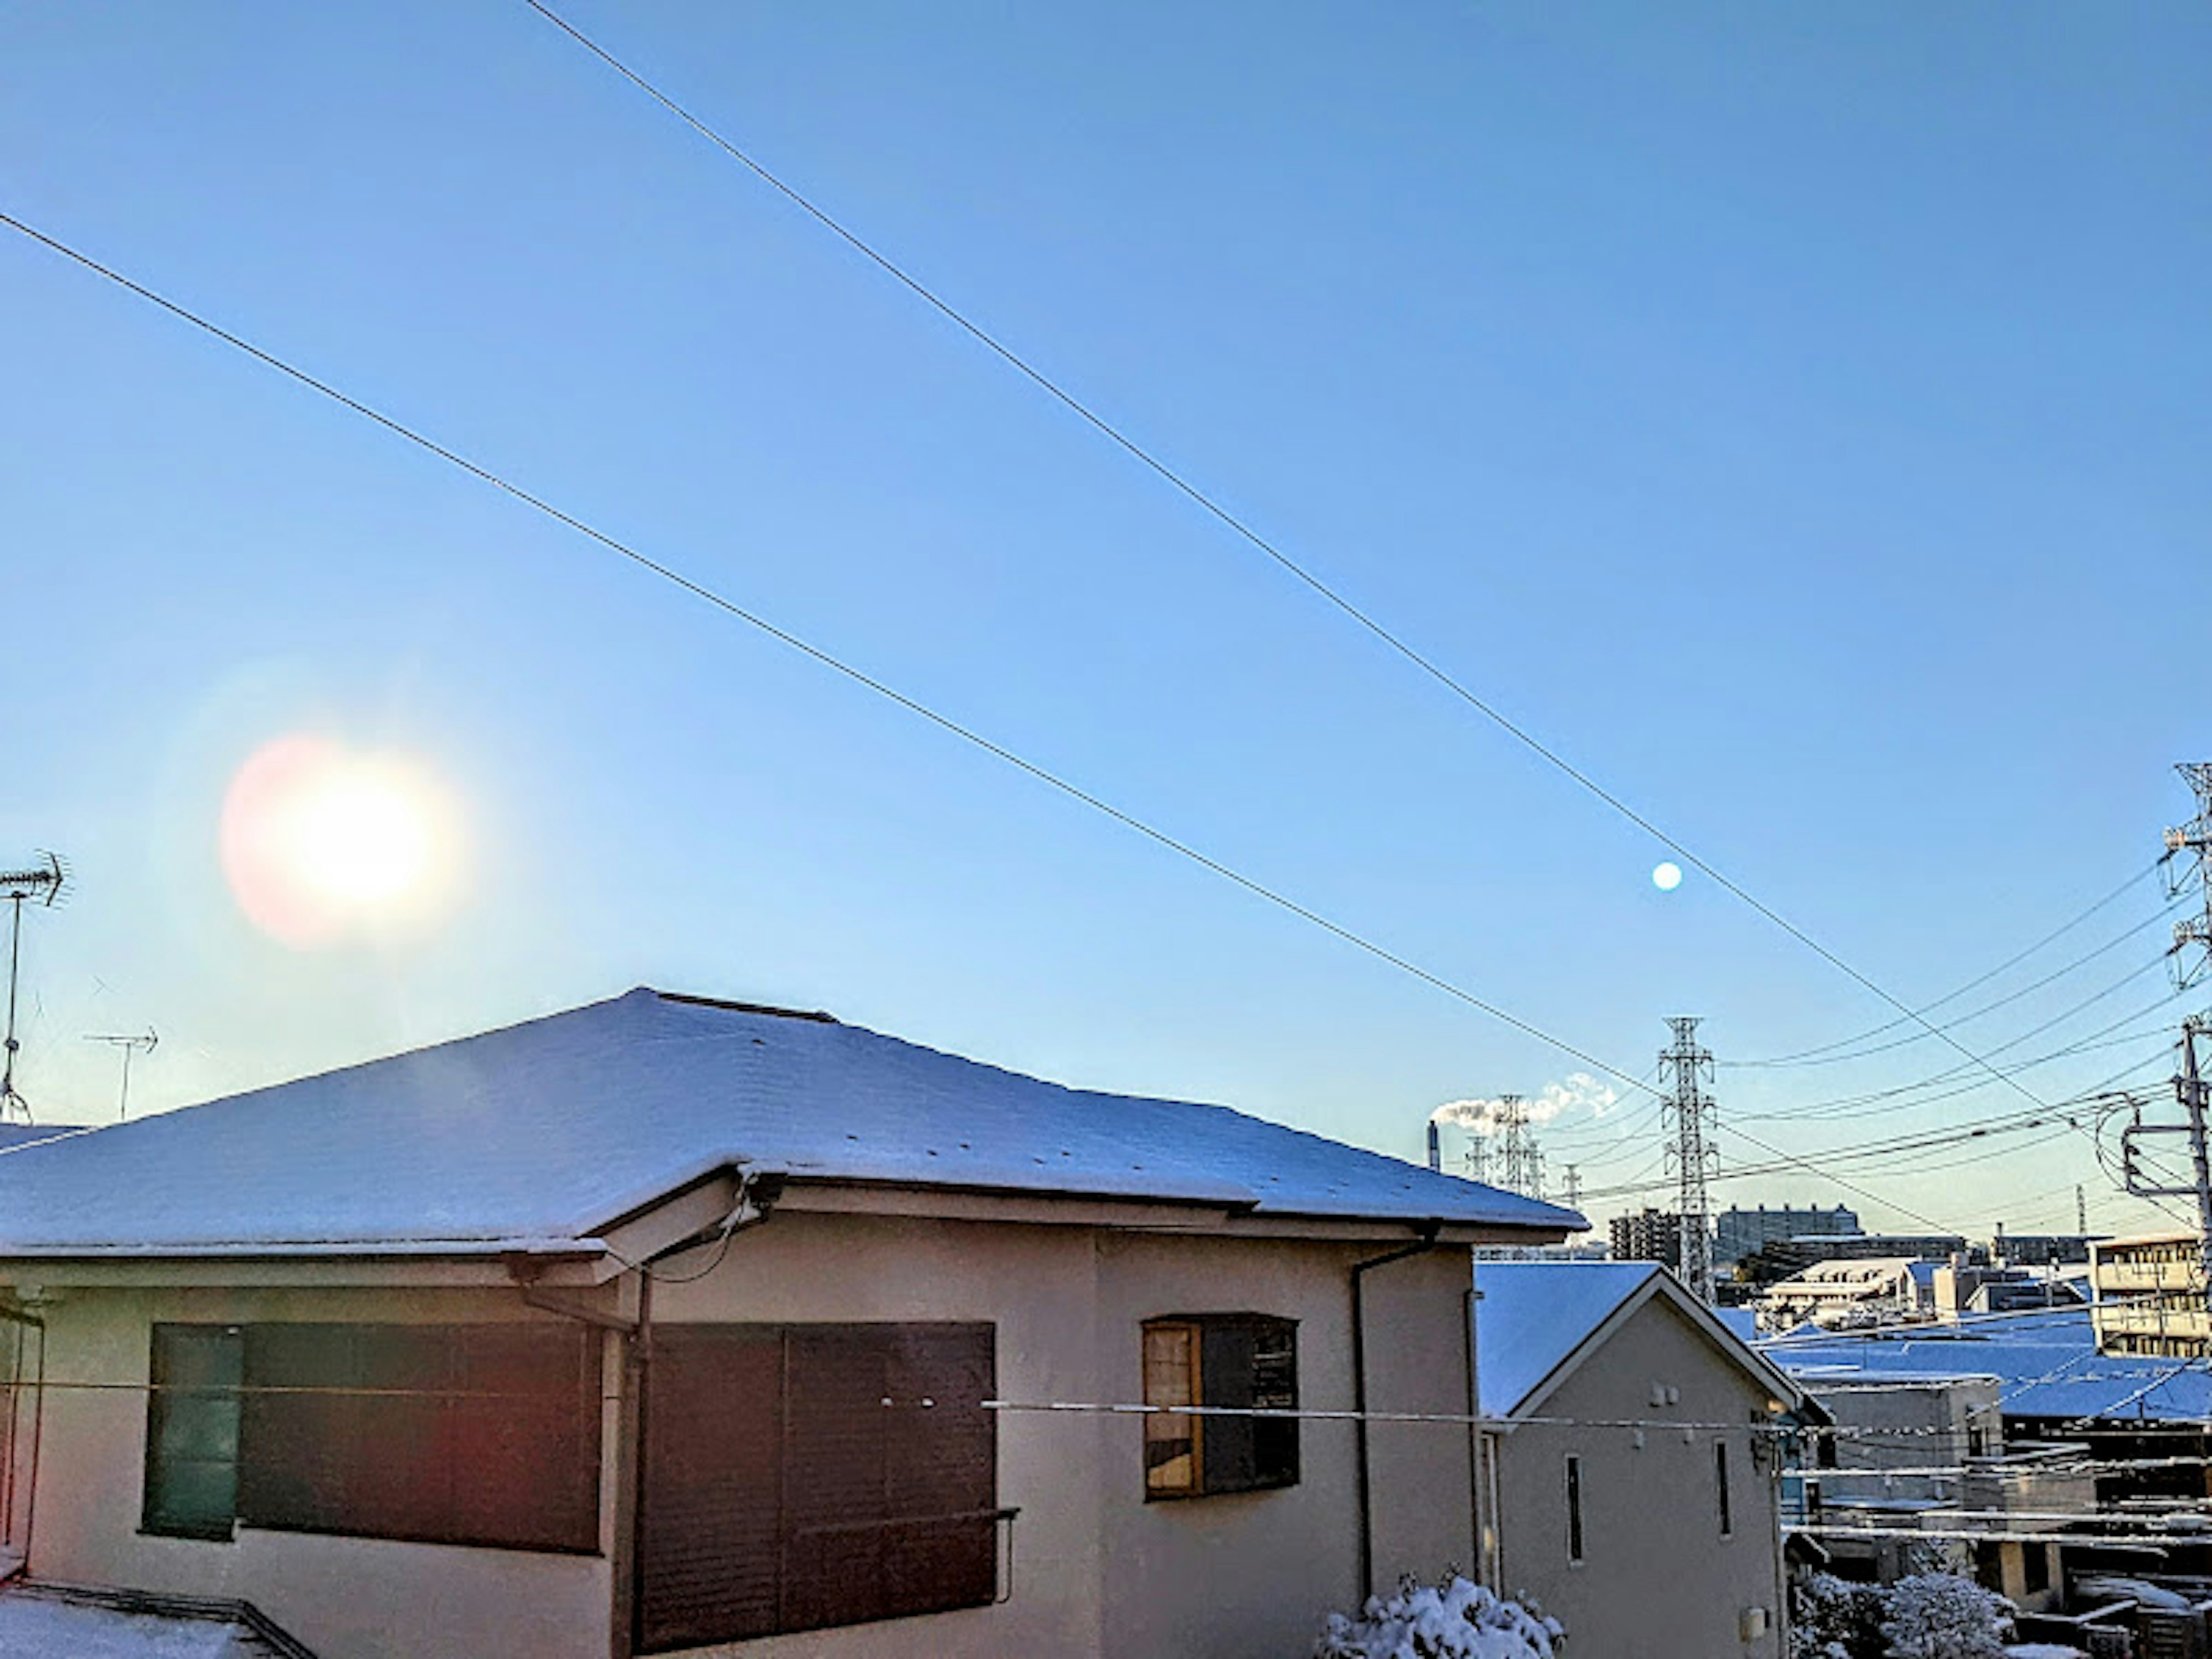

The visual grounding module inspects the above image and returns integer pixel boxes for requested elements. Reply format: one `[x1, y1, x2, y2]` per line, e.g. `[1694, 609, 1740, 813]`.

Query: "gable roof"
[1476, 1260, 1807, 1421]
[0, 987, 1583, 1259]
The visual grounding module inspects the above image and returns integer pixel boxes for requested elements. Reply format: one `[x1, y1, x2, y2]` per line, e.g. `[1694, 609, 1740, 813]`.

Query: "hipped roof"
[0, 987, 1583, 1259]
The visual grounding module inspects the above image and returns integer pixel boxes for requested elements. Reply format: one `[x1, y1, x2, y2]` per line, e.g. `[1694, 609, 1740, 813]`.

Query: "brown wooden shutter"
[883, 1324, 996, 1617]
[638, 1323, 997, 1649]
[237, 1324, 598, 1552]
[637, 1327, 783, 1653]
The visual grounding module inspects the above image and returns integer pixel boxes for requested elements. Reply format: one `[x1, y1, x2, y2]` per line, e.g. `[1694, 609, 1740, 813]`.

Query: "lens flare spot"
[221, 735, 463, 947]
[1652, 861, 1683, 892]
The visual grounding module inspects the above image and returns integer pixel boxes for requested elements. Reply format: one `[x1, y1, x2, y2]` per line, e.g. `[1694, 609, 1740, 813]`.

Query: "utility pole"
[2119, 768, 2212, 1322]
[1661, 1016, 1718, 1302]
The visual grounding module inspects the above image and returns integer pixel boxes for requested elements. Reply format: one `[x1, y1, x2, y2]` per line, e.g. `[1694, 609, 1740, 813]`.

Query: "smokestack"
[1426, 1120, 1441, 1172]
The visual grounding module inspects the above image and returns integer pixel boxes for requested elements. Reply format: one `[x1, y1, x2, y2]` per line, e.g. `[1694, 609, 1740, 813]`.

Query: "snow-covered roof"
[0, 988, 1582, 1257]
[1478, 1260, 1658, 1416]
[1763, 1309, 2212, 1422]
[1476, 1260, 1807, 1421]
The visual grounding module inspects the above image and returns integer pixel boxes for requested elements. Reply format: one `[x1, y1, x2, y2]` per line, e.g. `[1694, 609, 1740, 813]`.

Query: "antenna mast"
[1661, 1016, 1718, 1302]
[1, 853, 66, 1125]
[84, 1029, 157, 1122]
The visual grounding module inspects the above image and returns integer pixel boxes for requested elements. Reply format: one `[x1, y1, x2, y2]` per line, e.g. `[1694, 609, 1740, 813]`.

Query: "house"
[0, 987, 1581, 1659]
[1474, 1260, 1813, 1658]
[1767, 1310, 2212, 1605]
[1760, 1256, 1929, 1330]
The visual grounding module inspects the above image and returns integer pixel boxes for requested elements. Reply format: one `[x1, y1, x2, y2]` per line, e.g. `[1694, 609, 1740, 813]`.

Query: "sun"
[1652, 861, 1684, 892]
[221, 736, 464, 946]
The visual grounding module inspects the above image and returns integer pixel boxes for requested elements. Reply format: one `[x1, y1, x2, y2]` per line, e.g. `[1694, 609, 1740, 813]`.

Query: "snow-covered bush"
[1790, 1571, 1884, 1659]
[1878, 1573, 2013, 1659]
[1312, 1573, 1562, 1659]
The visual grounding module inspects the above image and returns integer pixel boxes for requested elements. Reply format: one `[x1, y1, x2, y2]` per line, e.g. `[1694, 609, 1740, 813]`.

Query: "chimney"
[1427, 1120, 1441, 1172]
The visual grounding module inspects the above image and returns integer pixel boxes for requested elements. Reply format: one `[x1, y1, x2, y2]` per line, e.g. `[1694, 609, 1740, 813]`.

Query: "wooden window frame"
[1140, 1313, 1298, 1502]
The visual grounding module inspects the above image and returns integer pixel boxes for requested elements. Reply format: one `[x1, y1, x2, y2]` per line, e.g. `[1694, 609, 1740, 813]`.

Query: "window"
[636, 1323, 999, 1653]
[1141, 1315, 1298, 1500]
[1565, 1455, 1585, 1564]
[1715, 1440, 1733, 1536]
[2024, 1540, 2050, 1594]
[143, 1326, 243, 1540]
[143, 1323, 600, 1552]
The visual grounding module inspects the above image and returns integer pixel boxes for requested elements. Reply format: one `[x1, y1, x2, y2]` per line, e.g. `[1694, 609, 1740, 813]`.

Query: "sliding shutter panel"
[884, 1323, 997, 1616]
[637, 1327, 783, 1653]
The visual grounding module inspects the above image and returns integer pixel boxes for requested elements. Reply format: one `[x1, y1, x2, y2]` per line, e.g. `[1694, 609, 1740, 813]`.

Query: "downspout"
[0, 1302, 46, 1574]
[507, 1168, 781, 1659]
[1352, 1222, 1441, 1604]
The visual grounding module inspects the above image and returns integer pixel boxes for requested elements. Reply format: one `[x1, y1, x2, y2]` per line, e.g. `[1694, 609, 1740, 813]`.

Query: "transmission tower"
[1660, 1016, 1718, 1302]
[1561, 1164, 1583, 1215]
[2077, 1184, 2088, 1239]
[1461, 1134, 1490, 1187]
[1, 853, 66, 1125]
[1493, 1094, 1547, 1201]
[2166, 762, 2212, 987]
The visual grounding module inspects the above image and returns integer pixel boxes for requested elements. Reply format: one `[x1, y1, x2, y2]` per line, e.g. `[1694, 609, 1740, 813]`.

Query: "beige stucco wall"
[5, 1215, 1478, 1659]
[13, 1283, 615, 1659]
[1491, 1296, 1787, 1659]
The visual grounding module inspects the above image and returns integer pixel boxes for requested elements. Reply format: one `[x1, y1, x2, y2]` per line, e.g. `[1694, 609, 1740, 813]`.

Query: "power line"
[1726, 890, 2188, 1071]
[1730, 865, 2160, 1066]
[0, 207, 2137, 1243]
[0, 207, 1672, 1123]
[513, 0, 2144, 1157]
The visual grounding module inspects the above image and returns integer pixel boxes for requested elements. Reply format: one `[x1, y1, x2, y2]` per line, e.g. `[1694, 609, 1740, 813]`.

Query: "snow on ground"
[0, 1594, 270, 1657]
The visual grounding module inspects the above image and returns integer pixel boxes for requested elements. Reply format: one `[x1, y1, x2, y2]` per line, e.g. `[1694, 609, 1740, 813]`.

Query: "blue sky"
[2, 2, 2205, 1236]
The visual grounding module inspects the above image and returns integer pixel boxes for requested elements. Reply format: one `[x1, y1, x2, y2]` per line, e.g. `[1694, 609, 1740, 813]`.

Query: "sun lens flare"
[220, 736, 464, 947]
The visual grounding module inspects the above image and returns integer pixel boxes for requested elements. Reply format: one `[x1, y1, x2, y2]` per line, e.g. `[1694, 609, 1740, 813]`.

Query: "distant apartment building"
[1992, 1231, 2098, 1269]
[1609, 1206, 1685, 1268]
[1713, 1203, 1860, 1266]
[2091, 1230, 2212, 1357]
[1737, 1232, 1974, 1286]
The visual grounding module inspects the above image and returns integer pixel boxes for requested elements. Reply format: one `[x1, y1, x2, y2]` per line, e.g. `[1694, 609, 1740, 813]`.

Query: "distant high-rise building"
[1610, 1207, 1686, 1269]
[1713, 1203, 1861, 1266]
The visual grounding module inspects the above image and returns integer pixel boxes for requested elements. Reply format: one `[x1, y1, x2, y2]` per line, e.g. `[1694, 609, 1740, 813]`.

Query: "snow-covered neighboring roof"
[1476, 1260, 1808, 1422]
[1478, 1260, 1657, 1416]
[1763, 1309, 2212, 1422]
[0, 988, 1583, 1256]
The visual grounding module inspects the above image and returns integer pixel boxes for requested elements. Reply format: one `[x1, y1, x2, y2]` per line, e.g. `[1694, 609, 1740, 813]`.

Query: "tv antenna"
[1, 853, 67, 1125]
[84, 1029, 157, 1122]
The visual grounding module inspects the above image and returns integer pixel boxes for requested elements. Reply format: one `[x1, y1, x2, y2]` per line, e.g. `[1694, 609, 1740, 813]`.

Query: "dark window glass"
[2024, 1541, 2050, 1594]
[1140, 1315, 1298, 1499]
[1716, 1440, 1733, 1536]
[637, 1323, 997, 1654]
[150, 1323, 599, 1554]
[1565, 1455, 1585, 1563]
[143, 1326, 243, 1540]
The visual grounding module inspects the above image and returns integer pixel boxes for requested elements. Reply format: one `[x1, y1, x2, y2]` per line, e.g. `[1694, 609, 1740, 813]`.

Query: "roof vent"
[656, 990, 838, 1024]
